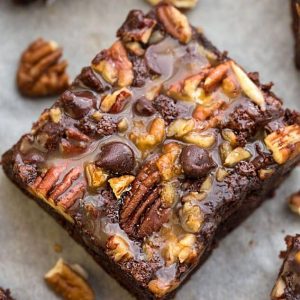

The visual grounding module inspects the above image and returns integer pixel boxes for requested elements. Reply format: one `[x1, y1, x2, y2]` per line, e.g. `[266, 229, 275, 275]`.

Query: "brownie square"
[2, 3, 300, 299]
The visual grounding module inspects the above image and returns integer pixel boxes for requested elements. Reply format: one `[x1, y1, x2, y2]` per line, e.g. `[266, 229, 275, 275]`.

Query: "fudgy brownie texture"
[292, 0, 300, 69]
[271, 235, 300, 300]
[2, 3, 300, 299]
[0, 288, 14, 300]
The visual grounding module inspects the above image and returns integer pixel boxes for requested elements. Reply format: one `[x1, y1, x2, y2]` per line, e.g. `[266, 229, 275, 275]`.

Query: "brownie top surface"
[3, 3, 300, 297]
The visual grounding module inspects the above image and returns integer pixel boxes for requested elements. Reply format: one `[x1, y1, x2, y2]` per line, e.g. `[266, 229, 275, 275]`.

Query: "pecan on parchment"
[120, 156, 170, 238]
[17, 38, 69, 97]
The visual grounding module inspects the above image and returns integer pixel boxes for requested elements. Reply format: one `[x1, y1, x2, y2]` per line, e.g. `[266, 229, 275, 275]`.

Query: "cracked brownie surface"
[2, 3, 300, 299]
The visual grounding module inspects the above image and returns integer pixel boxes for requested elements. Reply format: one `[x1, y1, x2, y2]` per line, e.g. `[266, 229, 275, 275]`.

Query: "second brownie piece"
[2, 3, 300, 299]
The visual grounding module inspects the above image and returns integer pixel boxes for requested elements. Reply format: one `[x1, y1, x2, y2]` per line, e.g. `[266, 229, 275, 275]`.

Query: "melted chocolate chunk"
[134, 97, 155, 116]
[96, 142, 135, 175]
[60, 90, 96, 119]
[131, 56, 149, 87]
[180, 145, 215, 178]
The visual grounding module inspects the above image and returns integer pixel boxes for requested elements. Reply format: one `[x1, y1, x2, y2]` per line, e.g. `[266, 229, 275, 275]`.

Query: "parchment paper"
[0, 0, 299, 299]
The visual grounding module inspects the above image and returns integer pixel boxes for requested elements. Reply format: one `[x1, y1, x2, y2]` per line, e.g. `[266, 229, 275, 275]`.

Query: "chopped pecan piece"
[288, 190, 300, 216]
[203, 62, 229, 92]
[120, 157, 170, 238]
[117, 10, 156, 44]
[45, 258, 95, 300]
[108, 175, 135, 199]
[100, 88, 132, 113]
[265, 124, 300, 164]
[106, 235, 133, 262]
[92, 40, 133, 87]
[17, 38, 69, 97]
[147, 0, 198, 9]
[157, 4, 192, 44]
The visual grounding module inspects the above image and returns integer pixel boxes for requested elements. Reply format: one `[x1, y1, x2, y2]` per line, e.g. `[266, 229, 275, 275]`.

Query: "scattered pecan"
[17, 38, 69, 97]
[203, 62, 229, 92]
[117, 10, 156, 44]
[264, 124, 300, 164]
[100, 88, 132, 113]
[157, 3, 192, 44]
[106, 235, 133, 262]
[288, 191, 300, 216]
[147, 0, 198, 9]
[45, 258, 95, 300]
[120, 157, 170, 238]
[92, 40, 133, 87]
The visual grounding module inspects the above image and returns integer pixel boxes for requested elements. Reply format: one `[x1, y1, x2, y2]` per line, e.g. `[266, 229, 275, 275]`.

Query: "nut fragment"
[224, 147, 251, 167]
[100, 88, 132, 113]
[180, 202, 204, 233]
[157, 4, 192, 43]
[148, 279, 178, 298]
[182, 131, 216, 148]
[108, 175, 135, 199]
[216, 167, 228, 182]
[17, 38, 69, 97]
[288, 191, 300, 216]
[161, 182, 177, 208]
[203, 63, 229, 92]
[221, 128, 238, 146]
[258, 168, 275, 180]
[44, 258, 95, 300]
[106, 235, 133, 262]
[147, 0, 198, 9]
[271, 277, 286, 300]
[92, 40, 133, 87]
[85, 163, 108, 189]
[167, 118, 195, 139]
[49, 107, 62, 124]
[230, 61, 265, 110]
[264, 124, 300, 164]
[129, 118, 165, 151]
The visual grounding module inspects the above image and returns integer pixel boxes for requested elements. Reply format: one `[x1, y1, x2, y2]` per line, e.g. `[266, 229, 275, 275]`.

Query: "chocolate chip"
[134, 97, 155, 116]
[60, 90, 96, 119]
[180, 145, 215, 178]
[96, 142, 135, 175]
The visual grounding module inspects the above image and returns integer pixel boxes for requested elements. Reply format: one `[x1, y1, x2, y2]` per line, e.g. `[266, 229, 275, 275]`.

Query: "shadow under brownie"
[2, 3, 300, 299]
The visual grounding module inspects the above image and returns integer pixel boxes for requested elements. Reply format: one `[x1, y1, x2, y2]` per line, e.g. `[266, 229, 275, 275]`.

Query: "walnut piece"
[265, 124, 300, 164]
[157, 3, 192, 44]
[147, 0, 198, 9]
[180, 202, 204, 233]
[85, 163, 108, 189]
[17, 38, 69, 97]
[108, 175, 135, 199]
[44, 258, 95, 300]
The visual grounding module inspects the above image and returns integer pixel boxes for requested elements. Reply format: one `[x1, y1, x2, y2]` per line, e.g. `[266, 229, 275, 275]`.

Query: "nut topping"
[288, 191, 300, 216]
[120, 157, 170, 238]
[167, 118, 195, 139]
[230, 61, 266, 110]
[117, 10, 156, 44]
[147, 0, 198, 9]
[130, 118, 166, 151]
[224, 147, 251, 167]
[203, 62, 229, 92]
[180, 202, 204, 233]
[92, 40, 133, 87]
[17, 38, 69, 97]
[45, 258, 95, 300]
[108, 175, 135, 199]
[182, 131, 216, 148]
[148, 279, 178, 298]
[106, 235, 133, 262]
[264, 124, 300, 164]
[100, 88, 132, 113]
[85, 163, 108, 189]
[157, 4, 192, 44]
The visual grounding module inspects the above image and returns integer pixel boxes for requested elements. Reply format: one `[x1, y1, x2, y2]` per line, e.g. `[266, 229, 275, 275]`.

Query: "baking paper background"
[0, 0, 299, 299]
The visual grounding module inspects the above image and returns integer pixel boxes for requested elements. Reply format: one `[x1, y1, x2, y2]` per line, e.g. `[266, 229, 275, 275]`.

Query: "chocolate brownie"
[271, 235, 300, 300]
[2, 3, 300, 299]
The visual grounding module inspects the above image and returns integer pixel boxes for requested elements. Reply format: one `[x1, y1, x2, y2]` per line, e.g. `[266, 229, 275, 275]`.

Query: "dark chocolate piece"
[271, 235, 300, 300]
[2, 3, 300, 300]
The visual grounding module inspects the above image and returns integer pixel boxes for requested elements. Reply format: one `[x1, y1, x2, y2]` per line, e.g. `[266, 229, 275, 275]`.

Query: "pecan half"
[45, 258, 95, 300]
[17, 38, 69, 97]
[120, 157, 170, 238]
[157, 4, 192, 44]
[92, 40, 133, 87]
[264, 124, 300, 164]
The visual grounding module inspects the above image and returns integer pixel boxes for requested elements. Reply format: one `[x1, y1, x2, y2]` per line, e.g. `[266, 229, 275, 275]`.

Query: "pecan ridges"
[31, 164, 85, 210]
[120, 157, 170, 238]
